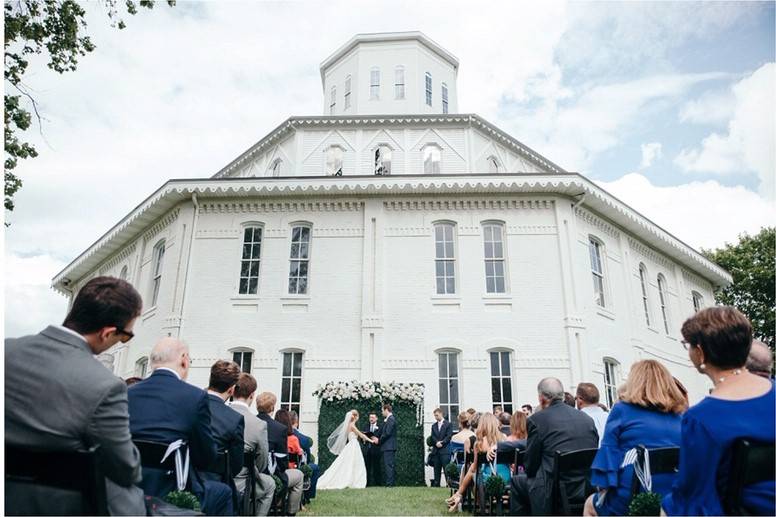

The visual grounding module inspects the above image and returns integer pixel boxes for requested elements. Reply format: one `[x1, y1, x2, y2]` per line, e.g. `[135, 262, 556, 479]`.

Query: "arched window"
[437, 350, 460, 420]
[325, 146, 344, 176]
[280, 350, 304, 414]
[270, 159, 283, 177]
[288, 224, 312, 295]
[425, 72, 433, 106]
[238, 225, 263, 295]
[442, 82, 449, 113]
[434, 222, 456, 295]
[487, 156, 500, 174]
[639, 263, 651, 326]
[370, 67, 380, 100]
[374, 145, 392, 175]
[489, 350, 513, 413]
[483, 222, 507, 293]
[657, 274, 670, 334]
[150, 240, 165, 307]
[231, 348, 254, 373]
[119, 265, 128, 281]
[423, 144, 441, 174]
[394, 66, 405, 100]
[344, 75, 351, 110]
[589, 237, 606, 308]
[692, 291, 704, 313]
[603, 358, 619, 408]
[329, 85, 336, 115]
[135, 357, 148, 378]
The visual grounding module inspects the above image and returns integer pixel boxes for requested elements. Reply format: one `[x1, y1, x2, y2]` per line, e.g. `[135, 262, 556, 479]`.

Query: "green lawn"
[300, 486, 468, 516]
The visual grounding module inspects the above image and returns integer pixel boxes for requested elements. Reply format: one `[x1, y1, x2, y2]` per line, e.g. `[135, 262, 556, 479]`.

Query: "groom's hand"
[371, 437, 379, 444]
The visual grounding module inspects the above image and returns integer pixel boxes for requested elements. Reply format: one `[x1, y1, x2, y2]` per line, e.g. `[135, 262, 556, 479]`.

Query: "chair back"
[240, 450, 257, 517]
[133, 440, 179, 470]
[210, 450, 231, 484]
[629, 446, 680, 497]
[514, 450, 525, 470]
[551, 448, 598, 516]
[5, 443, 108, 516]
[724, 439, 776, 516]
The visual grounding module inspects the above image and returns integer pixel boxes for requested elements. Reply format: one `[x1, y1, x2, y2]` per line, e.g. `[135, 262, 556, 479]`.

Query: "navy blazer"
[128, 369, 217, 497]
[378, 414, 397, 452]
[293, 428, 313, 460]
[429, 419, 453, 459]
[205, 394, 245, 479]
[257, 412, 291, 485]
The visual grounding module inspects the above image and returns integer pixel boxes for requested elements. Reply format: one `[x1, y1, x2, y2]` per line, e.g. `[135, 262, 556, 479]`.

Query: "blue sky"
[4, 1, 775, 337]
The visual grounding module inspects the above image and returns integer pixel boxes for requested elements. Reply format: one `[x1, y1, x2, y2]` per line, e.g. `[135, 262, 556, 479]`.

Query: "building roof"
[51, 173, 732, 294]
[319, 31, 460, 85]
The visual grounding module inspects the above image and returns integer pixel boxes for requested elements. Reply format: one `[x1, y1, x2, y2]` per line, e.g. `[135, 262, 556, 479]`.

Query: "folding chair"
[723, 439, 776, 516]
[550, 448, 598, 516]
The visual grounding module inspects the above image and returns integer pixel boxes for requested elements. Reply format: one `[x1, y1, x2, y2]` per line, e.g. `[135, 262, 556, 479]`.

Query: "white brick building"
[53, 32, 730, 440]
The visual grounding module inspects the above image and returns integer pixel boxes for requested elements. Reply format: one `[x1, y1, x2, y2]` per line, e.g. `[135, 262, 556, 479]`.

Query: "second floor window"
[329, 86, 336, 115]
[438, 351, 460, 420]
[692, 291, 704, 313]
[370, 68, 380, 99]
[281, 351, 303, 415]
[374, 146, 392, 175]
[589, 238, 606, 308]
[238, 226, 262, 295]
[483, 223, 506, 293]
[395, 66, 405, 99]
[639, 264, 651, 326]
[288, 226, 311, 295]
[434, 223, 456, 295]
[442, 82, 449, 113]
[344, 75, 351, 110]
[232, 351, 253, 373]
[487, 156, 500, 173]
[325, 146, 344, 176]
[657, 274, 670, 334]
[425, 72, 432, 106]
[150, 240, 165, 307]
[119, 265, 128, 281]
[423, 145, 441, 174]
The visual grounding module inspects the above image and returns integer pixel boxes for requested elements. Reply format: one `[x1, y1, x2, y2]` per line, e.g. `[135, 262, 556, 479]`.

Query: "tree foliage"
[4, 0, 175, 214]
[703, 227, 775, 349]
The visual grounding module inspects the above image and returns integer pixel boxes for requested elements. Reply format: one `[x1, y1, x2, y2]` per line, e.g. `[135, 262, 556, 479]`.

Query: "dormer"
[320, 32, 459, 116]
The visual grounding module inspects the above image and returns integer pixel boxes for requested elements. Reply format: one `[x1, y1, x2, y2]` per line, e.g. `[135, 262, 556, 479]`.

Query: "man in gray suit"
[5, 276, 146, 515]
[231, 373, 275, 516]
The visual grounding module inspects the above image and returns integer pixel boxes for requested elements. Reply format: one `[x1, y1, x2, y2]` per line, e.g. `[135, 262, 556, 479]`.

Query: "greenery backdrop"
[316, 398, 425, 486]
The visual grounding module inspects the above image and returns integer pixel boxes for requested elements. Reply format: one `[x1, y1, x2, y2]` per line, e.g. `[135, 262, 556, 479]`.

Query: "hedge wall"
[316, 399, 425, 486]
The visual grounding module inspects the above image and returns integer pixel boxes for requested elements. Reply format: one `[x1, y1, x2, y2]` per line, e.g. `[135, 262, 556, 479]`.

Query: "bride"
[317, 409, 372, 489]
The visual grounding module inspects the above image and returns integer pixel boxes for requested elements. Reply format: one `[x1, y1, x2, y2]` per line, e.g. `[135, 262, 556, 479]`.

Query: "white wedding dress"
[317, 431, 367, 490]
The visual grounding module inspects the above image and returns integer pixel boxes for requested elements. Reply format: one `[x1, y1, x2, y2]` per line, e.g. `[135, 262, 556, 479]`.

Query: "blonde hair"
[350, 409, 360, 422]
[509, 411, 527, 440]
[256, 392, 277, 413]
[621, 360, 688, 414]
[476, 413, 503, 450]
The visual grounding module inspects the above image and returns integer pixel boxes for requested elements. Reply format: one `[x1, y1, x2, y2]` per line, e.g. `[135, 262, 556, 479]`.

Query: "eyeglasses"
[681, 339, 691, 351]
[115, 327, 135, 343]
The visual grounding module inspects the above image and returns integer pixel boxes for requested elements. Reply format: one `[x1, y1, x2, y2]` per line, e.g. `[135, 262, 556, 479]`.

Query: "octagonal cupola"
[320, 31, 459, 116]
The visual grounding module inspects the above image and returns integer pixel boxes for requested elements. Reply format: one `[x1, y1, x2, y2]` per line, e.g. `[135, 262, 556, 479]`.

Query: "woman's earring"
[700, 363, 706, 370]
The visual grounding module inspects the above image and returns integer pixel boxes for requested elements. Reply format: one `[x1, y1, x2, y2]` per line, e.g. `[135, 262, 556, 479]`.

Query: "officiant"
[361, 412, 382, 486]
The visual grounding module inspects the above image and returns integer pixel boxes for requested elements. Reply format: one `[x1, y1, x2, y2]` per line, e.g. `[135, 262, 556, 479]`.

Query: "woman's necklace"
[716, 368, 742, 385]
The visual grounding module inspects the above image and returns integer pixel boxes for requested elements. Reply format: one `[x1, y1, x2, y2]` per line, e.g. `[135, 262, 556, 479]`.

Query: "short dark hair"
[433, 407, 443, 415]
[681, 306, 753, 369]
[576, 383, 600, 404]
[233, 372, 257, 399]
[382, 403, 392, 412]
[274, 408, 294, 436]
[124, 376, 143, 387]
[208, 360, 241, 393]
[563, 392, 576, 407]
[368, 412, 378, 417]
[498, 412, 511, 425]
[521, 404, 532, 412]
[62, 276, 142, 334]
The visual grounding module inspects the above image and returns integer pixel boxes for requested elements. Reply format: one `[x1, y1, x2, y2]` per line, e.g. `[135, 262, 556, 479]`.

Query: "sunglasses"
[115, 327, 135, 343]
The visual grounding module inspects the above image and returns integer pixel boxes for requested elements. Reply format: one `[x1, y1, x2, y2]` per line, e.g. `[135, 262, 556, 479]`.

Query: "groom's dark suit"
[377, 414, 397, 487]
[361, 421, 382, 486]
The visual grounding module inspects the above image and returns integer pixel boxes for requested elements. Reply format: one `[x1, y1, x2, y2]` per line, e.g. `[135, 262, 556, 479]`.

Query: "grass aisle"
[300, 487, 468, 516]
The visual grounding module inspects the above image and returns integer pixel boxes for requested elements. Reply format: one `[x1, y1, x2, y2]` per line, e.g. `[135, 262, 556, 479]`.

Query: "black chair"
[239, 450, 257, 517]
[550, 448, 598, 516]
[473, 450, 514, 516]
[210, 450, 231, 484]
[629, 445, 680, 498]
[133, 439, 180, 471]
[723, 439, 776, 516]
[514, 450, 526, 471]
[5, 443, 108, 516]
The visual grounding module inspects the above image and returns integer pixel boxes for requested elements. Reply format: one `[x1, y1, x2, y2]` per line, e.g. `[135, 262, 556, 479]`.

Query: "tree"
[703, 227, 775, 349]
[4, 0, 175, 215]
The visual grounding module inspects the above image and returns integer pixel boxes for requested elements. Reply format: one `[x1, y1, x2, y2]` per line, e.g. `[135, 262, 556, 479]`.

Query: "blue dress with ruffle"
[590, 402, 682, 516]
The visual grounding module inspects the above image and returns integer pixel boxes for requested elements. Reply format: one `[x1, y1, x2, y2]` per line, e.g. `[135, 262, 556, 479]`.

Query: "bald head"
[537, 377, 564, 408]
[746, 340, 773, 378]
[150, 337, 190, 379]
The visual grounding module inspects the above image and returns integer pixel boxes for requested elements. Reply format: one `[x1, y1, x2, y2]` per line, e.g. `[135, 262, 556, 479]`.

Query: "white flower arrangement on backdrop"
[312, 380, 424, 405]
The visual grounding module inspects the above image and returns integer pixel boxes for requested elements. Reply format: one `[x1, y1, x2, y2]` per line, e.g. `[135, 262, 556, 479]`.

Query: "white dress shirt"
[581, 405, 609, 445]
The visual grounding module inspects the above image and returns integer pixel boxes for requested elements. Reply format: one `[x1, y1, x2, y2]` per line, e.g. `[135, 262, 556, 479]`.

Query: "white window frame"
[442, 82, 449, 113]
[437, 350, 460, 421]
[489, 350, 514, 413]
[231, 348, 254, 373]
[135, 357, 148, 378]
[692, 291, 704, 313]
[657, 274, 670, 334]
[324, 145, 344, 176]
[639, 263, 651, 327]
[487, 156, 500, 174]
[425, 72, 432, 106]
[374, 144, 392, 175]
[589, 237, 607, 308]
[433, 222, 457, 295]
[329, 85, 336, 115]
[482, 222, 508, 294]
[280, 350, 304, 415]
[288, 223, 312, 295]
[394, 66, 405, 100]
[150, 240, 165, 308]
[119, 265, 129, 281]
[422, 144, 442, 174]
[270, 158, 283, 177]
[370, 67, 380, 100]
[603, 358, 619, 408]
[344, 75, 351, 110]
[237, 223, 263, 295]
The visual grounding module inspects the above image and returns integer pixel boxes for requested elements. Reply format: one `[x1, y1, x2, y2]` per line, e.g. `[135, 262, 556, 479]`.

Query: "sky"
[4, 0, 775, 337]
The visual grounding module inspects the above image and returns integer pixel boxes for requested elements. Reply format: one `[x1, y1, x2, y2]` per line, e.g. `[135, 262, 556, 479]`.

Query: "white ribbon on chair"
[620, 448, 652, 492]
[268, 452, 287, 475]
[162, 439, 190, 491]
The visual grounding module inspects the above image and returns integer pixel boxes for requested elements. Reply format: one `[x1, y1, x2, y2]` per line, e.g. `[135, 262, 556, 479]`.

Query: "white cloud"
[598, 173, 776, 251]
[639, 142, 663, 169]
[4, 253, 69, 337]
[675, 63, 775, 199]
[678, 89, 736, 125]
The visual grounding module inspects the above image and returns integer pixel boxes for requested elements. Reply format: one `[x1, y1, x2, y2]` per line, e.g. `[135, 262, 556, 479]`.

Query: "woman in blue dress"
[662, 306, 775, 516]
[583, 360, 687, 516]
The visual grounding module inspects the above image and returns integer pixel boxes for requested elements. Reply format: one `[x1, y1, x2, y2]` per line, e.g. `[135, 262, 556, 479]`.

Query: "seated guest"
[256, 392, 304, 516]
[204, 361, 245, 504]
[747, 339, 773, 379]
[564, 391, 576, 407]
[509, 377, 599, 516]
[506, 411, 527, 443]
[5, 276, 145, 515]
[498, 412, 512, 437]
[128, 338, 233, 515]
[231, 374, 275, 516]
[290, 410, 320, 499]
[451, 411, 476, 446]
[466, 407, 477, 416]
[275, 409, 303, 469]
[583, 360, 686, 516]
[576, 383, 609, 445]
[663, 307, 775, 516]
[520, 404, 533, 416]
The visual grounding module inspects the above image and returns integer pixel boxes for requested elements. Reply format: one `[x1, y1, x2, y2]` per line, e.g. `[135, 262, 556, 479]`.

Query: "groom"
[372, 403, 397, 487]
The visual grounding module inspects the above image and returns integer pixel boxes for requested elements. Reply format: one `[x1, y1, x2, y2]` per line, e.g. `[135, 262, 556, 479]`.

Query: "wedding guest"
[493, 405, 504, 418]
[509, 377, 598, 516]
[290, 410, 320, 499]
[746, 339, 773, 379]
[662, 307, 775, 516]
[506, 411, 527, 442]
[564, 391, 576, 407]
[576, 383, 609, 445]
[429, 408, 453, 487]
[451, 411, 476, 455]
[275, 409, 303, 469]
[466, 407, 477, 416]
[498, 412, 511, 436]
[520, 404, 533, 416]
[125, 376, 143, 386]
[583, 360, 686, 516]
